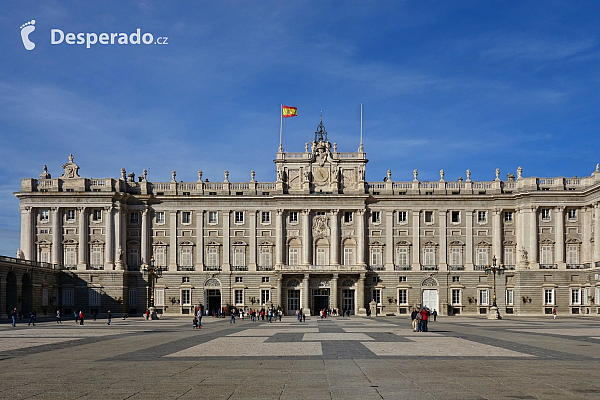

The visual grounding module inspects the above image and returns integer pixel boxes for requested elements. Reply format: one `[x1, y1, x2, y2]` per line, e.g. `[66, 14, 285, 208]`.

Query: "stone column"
[465, 210, 473, 268]
[276, 276, 282, 308]
[529, 206, 538, 265]
[357, 209, 366, 265]
[196, 210, 204, 268]
[141, 207, 149, 265]
[223, 210, 230, 270]
[275, 209, 284, 266]
[330, 210, 340, 265]
[331, 273, 339, 310]
[582, 207, 591, 265]
[594, 203, 600, 264]
[301, 273, 309, 313]
[302, 209, 311, 265]
[555, 207, 565, 267]
[114, 205, 123, 270]
[439, 210, 447, 270]
[356, 273, 366, 315]
[77, 207, 87, 270]
[20, 206, 33, 260]
[385, 210, 394, 268]
[169, 211, 178, 270]
[51, 207, 62, 267]
[249, 210, 257, 268]
[412, 210, 420, 268]
[104, 206, 114, 270]
[492, 208, 502, 264]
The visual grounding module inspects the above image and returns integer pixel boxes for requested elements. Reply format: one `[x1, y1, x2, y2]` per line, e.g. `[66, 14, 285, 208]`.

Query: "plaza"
[1, 315, 599, 399]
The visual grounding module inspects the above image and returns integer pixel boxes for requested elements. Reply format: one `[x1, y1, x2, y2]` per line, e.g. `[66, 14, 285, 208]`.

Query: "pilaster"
[330, 210, 340, 265]
[385, 210, 394, 268]
[439, 209, 447, 270]
[331, 273, 339, 310]
[169, 211, 177, 270]
[249, 210, 257, 268]
[357, 209, 366, 266]
[465, 210, 473, 269]
[412, 210, 420, 267]
[275, 209, 284, 266]
[196, 210, 204, 268]
[51, 207, 62, 267]
[20, 206, 33, 260]
[555, 206, 565, 268]
[77, 207, 87, 270]
[529, 206, 538, 266]
[104, 206, 114, 270]
[141, 207, 149, 265]
[302, 209, 311, 265]
[594, 203, 600, 264]
[222, 210, 230, 270]
[492, 208, 502, 264]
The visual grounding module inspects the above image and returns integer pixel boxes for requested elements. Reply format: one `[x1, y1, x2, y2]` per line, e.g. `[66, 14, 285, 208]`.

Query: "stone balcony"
[275, 264, 367, 272]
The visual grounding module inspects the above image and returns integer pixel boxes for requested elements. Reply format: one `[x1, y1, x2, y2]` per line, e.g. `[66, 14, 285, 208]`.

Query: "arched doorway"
[204, 278, 221, 315]
[340, 278, 356, 315]
[285, 278, 301, 315]
[22, 273, 33, 314]
[6, 271, 17, 316]
[421, 276, 439, 312]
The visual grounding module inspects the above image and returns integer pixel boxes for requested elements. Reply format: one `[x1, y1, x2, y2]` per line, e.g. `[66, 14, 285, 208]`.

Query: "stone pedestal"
[487, 306, 502, 320]
[369, 300, 377, 317]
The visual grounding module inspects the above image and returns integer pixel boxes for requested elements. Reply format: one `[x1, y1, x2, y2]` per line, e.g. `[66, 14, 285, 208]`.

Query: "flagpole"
[359, 103, 364, 152]
[279, 104, 283, 152]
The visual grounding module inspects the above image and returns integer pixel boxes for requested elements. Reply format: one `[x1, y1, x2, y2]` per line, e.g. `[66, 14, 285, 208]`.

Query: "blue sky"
[2, 1, 600, 256]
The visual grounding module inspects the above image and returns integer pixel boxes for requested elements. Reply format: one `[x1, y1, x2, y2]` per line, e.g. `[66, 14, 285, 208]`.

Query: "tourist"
[197, 308, 202, 328]
[107, 310, 112, 325]
[79, 310, 84, 325]
[74, 310, 79, 324]
[56, 308, 62, 324]
[278, 309, 282, 321]
[302, 312, 306, 322]
[553, 308, 557, 320]
[421, 308, 429, 332]
[411, 308, 418, 332]
[10, 307, 17, 327]
[416, 309, 423, 332]
[433, 309, 437, 321]
[230, 308, 236, 324]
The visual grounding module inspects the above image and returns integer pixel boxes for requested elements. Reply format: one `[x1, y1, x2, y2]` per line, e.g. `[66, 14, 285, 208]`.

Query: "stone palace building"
[7, 119, 600, 318]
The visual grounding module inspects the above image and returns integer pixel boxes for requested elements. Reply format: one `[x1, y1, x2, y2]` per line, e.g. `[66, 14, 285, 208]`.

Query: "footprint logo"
[20, 20, 36, 50]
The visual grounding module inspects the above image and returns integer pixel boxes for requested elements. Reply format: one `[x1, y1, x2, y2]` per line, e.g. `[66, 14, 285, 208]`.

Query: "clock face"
[314, 167, 329, 182]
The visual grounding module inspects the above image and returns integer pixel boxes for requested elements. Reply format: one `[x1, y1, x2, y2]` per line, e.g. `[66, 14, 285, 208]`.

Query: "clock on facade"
[313, 167, 329, 182]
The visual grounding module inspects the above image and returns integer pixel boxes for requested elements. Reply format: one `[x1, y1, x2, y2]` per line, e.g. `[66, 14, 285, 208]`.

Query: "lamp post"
[142, 256, 162, 319]
[485, 255, 505, 319]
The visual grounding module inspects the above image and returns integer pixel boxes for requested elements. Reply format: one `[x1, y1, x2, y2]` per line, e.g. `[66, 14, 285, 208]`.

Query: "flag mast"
[279, 104, 283, 152]
[359, 103, 364, 152]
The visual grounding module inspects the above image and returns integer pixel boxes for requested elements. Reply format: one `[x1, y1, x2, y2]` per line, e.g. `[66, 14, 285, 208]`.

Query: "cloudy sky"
[1, 1, 600, 256]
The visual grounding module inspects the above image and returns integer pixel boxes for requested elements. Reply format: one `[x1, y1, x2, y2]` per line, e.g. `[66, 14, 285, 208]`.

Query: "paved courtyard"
[0, 315, 599, 399]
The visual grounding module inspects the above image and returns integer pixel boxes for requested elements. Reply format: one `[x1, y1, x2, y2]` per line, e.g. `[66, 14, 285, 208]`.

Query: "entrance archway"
[6, 271, 16, 316]
[22, 273, 32, 314]
[421, 276, 439, 312]
[204, 278, 221, 315]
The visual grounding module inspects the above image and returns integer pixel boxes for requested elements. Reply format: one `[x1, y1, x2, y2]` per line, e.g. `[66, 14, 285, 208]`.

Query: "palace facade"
[10, 119, 600, 318]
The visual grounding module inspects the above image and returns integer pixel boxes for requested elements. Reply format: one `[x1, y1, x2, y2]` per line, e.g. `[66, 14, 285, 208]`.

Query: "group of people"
[411, 308, 437, 332]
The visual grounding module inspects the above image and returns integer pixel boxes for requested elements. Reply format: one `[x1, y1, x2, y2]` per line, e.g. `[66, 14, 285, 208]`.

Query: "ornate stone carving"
[313, 215, 330, 239]
[197, 170, 203, 182]
[286, 279, 301, 287]
[310, 278, 330, 288]
[39, 165, 51, 179]
[422, 276, 438, 286]
[61, 154, 80, 179]
[205, 278, 221, 287]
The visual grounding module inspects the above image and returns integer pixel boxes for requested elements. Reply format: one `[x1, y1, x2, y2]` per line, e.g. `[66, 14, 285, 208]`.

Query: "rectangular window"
[371, 211, 381, 223]
[182, 276, 190, 283]
[399, 276, 407, 282]
[424, 211, 433, 223]
[129, 289, 137, 306]
[450, 247, 462, 267]
[423, 248, 435, 266]
[289, 211, 298, 223]
[566, 245, 579, 265]
[235, 289, 244, 305]
[207, 247, 219, 267]
[89, 289, 101, 307]
[288, 248, 299, 265]
[259, 247, 272, 267]
[181, 289, 191, 306]
[261, 289, 271, 305]
[40, 250, 50, 263]
[235, 211, 244, 224]
[316, 248, 327, 266]
[128, 248, 140, 267]
[66, 209, 75, 221]
[372, 289, 381, 305]
[156, 211, 165, 224]
[478, 211, 487, 223]
[233, 247, 245, 267]
[396, 248, 409, 267]
[476, 247, 488, 266]
[91, 247, 103, 268]
[344, 211, 353, 223]
[506, 289, 514, 306]
[583, 288, 590, 306]
[64, 247, 77, 267]
[571, 288, 581, 305]
[235, 276, 243, 283]
[398, 211, 407, 223]
[62, 288, 74, 306]
[452, 289, 461, 305]
[344, 248, 354, 266]
[155, 247, 166, 267]
[130, 212, 139, 224]
[504, 211, 513, 223]
[504, 248, 515, 267]
[261, 211, 271, 224]
[568, 209, 577, 220]
[180, 248, 192, 267]
[40, 209, 49, 222]
[370, 248, 382, 266]
[398, 289, 408, 305]
[452, 276, 460, 282]
[262, 276, 270, 283]
[544, 289, 555, 305]
[540, 245, 553, 266]
[182, 211, 191, 224]
[479, 289, 489, 306]
[451, 211, 460, 223]
[155, 288, 165, 306]
[541, 209, 551, 220]
[208, 211, 218, 224]
[92, 209, 102, 222]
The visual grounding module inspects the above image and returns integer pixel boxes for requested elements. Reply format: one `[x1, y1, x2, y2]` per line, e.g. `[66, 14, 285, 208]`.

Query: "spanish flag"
[282, 105, 297, 118]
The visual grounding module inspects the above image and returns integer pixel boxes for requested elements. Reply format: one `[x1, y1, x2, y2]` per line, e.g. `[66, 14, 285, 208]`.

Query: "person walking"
[197, 309, 202, 329]
[411, 308, 418, 332]
[10, 307, 17, 327]
[28, 310, 35, 326]
[79, 310, 84, 325]
[74, 310, 79, 324]
[552, 308, 557, 320]
[107, 310, 112, 325]
[433, 309, 437, 322]
[230, 308, 236, 324]
[422, 308, 429, 332]
[56, 308, 62, 324]
[302, 312, 306, 323]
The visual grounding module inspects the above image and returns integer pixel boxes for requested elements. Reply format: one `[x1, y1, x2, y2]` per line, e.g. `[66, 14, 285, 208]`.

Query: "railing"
[204, 183, 223, 191]
[367, 183, 385, 189]
[504, 265, 516, 270]
[370, 266, 386, 271]
[337, 153, 360, 158]
[448, 265, 465, 271]
[537, 179, 554, 185]
[539, 264, 558, 269]
[231, 183, 249, 190]
[151, 183, 171, 191]
[566, 264, 588, 269]
[421, 265, 438, 271]
[283, 153, 304, 159]
[392, 183, 412, 189]
[89, 179, 106, 186]
[257, 183, 276, 190]
[472, 182, 492, 189]
[36, 179, 54, 187]
[564, 178, 581, 186]
[178, 183, 196, 191]
[419, 182, 439, 189]
[231, 266, 248, 271]
[502, 182, 517, 190]
[203, 266, 221, 271]
[257, 266, 275, 271]
[178, 266, 195, 271]
[474, 265, 486, 271]
[89, 265, 104, 270]
[0, 255, 61, 270]
[64, 265, 77, 270]
[445, 182, 464, 189]
[394, 265, 411, 271]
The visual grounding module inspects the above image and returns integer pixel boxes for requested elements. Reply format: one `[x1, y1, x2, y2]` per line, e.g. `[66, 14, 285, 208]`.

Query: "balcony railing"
[394, 265, 412, 271]
[89, 265, 104, 270]
[448, 265, 465, 271]
[257, 266, 275, 271]
[421, 265, 438, 271]
[203, 266, 221, 271]
[178, 266, 195, 271]
[566, 264, 588, 269]
[540, 264, 558, 269]
[370, 265, 386, 271]
[504, 265, 516, 270]
[474, 265, 487, 271]
[231, 266, 248, 271]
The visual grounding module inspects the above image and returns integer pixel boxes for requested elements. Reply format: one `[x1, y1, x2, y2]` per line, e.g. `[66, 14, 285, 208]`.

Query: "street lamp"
[484, 255, 505, 319]
[142, 256, 162, 319]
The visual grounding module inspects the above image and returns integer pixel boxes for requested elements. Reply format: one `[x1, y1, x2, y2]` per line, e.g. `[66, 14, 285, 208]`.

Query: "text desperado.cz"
[51, 29, 167, 48]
